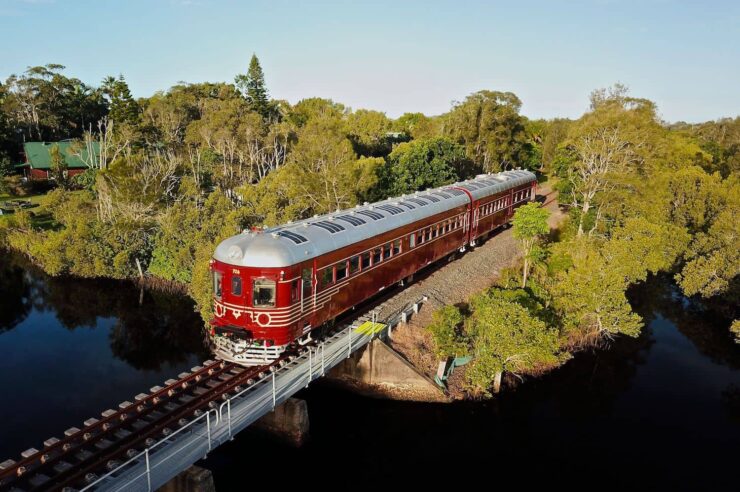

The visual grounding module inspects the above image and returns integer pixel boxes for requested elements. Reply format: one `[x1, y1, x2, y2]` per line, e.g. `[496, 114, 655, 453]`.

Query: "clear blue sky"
[1, 0, 738, 122]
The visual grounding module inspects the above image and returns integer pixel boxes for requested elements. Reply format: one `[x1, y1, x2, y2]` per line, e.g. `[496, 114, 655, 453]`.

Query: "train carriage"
[210, 169, 537, 365]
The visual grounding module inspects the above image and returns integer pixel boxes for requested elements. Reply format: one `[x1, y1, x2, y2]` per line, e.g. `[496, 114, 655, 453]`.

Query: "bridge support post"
[325, 338, 448, 402]
[253, 397, 310, 447]
[159, 465, 215, 492]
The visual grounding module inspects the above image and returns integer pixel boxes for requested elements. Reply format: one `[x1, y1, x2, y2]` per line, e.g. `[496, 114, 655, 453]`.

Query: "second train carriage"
[210, 169, 537, 365]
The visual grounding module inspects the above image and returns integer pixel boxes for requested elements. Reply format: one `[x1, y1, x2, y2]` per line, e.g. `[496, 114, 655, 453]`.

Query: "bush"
[427, 305, 468, 358]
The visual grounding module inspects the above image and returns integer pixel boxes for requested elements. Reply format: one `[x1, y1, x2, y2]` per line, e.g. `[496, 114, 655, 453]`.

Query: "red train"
[210, 169, 537, 365]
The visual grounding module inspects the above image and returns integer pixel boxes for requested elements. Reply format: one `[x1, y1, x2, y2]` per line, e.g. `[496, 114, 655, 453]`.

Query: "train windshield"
[253, 278, 276, 307]
[213, 271, 222, 299]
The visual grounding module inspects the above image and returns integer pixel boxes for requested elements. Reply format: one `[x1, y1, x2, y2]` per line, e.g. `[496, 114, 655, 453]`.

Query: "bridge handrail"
[80, 408, 219, 491]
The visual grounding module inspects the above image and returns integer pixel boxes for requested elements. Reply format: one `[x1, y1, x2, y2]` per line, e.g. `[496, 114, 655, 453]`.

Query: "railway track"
[0, 359, 273, 491]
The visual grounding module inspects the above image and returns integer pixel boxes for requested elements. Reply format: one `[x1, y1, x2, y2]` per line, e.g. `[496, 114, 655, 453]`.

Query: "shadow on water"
[0, 251, 210, 458]
[204, 275, 740, 491]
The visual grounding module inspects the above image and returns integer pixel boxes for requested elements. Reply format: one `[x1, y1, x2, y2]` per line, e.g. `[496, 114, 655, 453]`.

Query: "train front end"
[210, 230, 304, 366]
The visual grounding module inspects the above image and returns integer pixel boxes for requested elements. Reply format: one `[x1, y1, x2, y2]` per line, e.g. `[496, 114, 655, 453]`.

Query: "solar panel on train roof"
[445, 188, 466, 196]
[406, 198, 428, 206]
[276, 230, 308, 244]
[334, 214, 366, 226]
[311, 220, 345, 233]
[376, 204, 404, 215]
[356, 209, 385, 220]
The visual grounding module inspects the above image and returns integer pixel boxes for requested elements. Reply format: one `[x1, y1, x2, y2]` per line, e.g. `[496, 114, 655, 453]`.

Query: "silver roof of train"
[214, 169, 536, 268]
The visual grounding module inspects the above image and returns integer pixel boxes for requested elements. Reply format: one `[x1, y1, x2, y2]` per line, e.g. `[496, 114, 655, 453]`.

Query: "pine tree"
[235, 54, 271, 119]
[102, 75, 139, 125]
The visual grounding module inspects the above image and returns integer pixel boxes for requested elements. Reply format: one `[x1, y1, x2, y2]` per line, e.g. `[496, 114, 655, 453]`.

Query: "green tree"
[466, 293, 560, 394]
[393, 112, 440, 140]
[602, 217, 691, 284]
[3, 64, 107, 141]
[49, 144, 69, 187]
[444, 90, 529, 172]
[235, 54, 272, 120]
[381, 137, 469, 197]
[239, 115, 382, 225]
[346, 109, 393, 157]
[102, 75, 139, 125]
[512, 202, 551, 288]
[553, 240, 643, 341]
[677, 207, 740, 299]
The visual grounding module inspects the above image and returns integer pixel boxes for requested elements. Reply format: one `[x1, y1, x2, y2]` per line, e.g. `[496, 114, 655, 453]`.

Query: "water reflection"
[0, 251, 209, 458]
[0, 255, 33, 331]
[0, 253, 209, 369]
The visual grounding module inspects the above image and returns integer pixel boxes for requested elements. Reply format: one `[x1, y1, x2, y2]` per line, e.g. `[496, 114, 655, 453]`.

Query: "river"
[1, 252, 738, 490]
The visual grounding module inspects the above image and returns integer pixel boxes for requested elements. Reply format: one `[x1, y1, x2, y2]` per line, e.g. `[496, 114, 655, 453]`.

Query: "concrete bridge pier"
[252, 397, 310, 447]
[326, 338, 449, 402]
[158, 465, 215, 492]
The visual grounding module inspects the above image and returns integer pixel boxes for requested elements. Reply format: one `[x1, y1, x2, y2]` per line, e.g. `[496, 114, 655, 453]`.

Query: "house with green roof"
[16, 141, 98, 181]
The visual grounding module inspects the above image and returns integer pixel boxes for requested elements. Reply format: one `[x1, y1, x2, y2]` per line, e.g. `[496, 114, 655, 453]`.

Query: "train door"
[301, 267, 312, 313]
[471, 203, 480, 241]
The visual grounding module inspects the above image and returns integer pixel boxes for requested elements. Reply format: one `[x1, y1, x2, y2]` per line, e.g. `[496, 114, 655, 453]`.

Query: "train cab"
[210, 233, 308, 365]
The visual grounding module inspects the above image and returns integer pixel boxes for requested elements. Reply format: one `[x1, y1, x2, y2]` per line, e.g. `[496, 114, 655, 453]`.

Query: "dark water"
[0, 252, 210, 458]
[1, 253, 738, 490]
[203, 279, 740, 491]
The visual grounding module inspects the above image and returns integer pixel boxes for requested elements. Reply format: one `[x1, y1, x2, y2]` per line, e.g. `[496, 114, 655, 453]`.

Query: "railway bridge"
[0, 296, 427, 492]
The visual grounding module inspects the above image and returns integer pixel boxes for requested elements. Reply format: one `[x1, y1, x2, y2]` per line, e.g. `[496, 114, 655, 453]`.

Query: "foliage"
[393, 112, 439, 140]
[427, 305, 468, 358]
[677, 207, 740, 299]
[552, 239, 643, 340]
[48, 144, 69, 188]
[380, 137, 470, 197]
[465, 293, 561, 394]
[346, 109, 393, 157]
[1, 61, 737, 347]
[235, 54, 273, 120]
[101, 75, 140, 125]
[512, 202, 550, 287]
[731, 320, 740, 343]
[444, 90, 531, 172]
[2, 64, 107, 146]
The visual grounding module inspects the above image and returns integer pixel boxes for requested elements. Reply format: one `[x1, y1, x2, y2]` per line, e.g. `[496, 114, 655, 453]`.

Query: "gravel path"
[375, 185, 565, 394]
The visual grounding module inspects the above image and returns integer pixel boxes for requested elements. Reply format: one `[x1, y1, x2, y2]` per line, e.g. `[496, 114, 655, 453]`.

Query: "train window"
[432, 226, 439, 238]
[392, 239, 401, 256]
[425, 228, 432, 241]
[291, 279, 299, 302]
[319, 268, 334, 290]
[231, 276, 242, 296]
[349, 256, 360, 274]
[372, 248, 382, 264]
[417, 231, 424, 244]
[336, 262, 348, 281]
[213, 271, 222, 300]
[383, 243, 392, 259]
[409, 233, 416, 248]
[361, 252, 371, 269]
[253, 278, 276, 307]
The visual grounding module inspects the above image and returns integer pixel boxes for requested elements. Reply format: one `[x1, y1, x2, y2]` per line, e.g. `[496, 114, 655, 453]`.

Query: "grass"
[1, 186, 54, 228]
